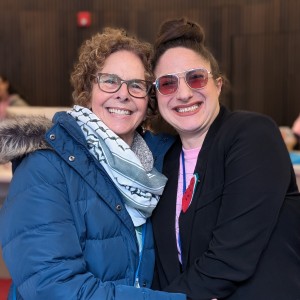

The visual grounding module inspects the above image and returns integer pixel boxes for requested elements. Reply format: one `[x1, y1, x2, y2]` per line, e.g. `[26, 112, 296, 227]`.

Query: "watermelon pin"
[182, 173, 199, 213]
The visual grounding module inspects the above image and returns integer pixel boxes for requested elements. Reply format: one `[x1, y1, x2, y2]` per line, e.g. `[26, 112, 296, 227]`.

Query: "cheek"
[157, 100, 165, 114]
[91, 89, 107, 106]
[157, 94, 170, 109]
[138, 97, 149, 112]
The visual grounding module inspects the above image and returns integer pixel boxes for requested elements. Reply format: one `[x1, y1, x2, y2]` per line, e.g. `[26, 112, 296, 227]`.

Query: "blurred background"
[0, 0, 299, 126]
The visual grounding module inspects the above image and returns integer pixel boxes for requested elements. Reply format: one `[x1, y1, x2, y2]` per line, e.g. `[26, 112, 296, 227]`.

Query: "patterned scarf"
[68, 105, 167, 226]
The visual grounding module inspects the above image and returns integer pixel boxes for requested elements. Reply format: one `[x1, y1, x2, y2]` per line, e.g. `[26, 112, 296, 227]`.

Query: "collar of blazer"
[153, 105, 228, 273]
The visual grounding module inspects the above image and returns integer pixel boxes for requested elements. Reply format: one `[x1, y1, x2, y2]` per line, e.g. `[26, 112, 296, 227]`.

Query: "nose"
[176, 77, 193, 101]
[115, 82, 129, 101]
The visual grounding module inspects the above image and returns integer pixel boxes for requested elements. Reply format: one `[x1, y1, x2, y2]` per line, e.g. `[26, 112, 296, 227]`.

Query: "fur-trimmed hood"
[0, 115, 53, 164]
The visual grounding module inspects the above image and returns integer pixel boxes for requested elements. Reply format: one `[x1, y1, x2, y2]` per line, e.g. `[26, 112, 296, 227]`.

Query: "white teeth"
[108, 108, 131, 115]
[176, 104, 199, 113]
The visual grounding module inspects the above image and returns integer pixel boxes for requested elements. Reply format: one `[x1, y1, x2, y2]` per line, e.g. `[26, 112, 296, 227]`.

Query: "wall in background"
[0, 0, 299, 126]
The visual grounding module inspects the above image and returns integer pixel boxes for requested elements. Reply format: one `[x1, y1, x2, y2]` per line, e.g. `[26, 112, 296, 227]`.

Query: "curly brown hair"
[70, 27, 156, 118]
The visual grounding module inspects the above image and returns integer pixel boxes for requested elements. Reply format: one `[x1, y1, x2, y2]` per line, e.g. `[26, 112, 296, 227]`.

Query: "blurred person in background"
[0, 74, 28, 119]
[292, 114, 300, 149]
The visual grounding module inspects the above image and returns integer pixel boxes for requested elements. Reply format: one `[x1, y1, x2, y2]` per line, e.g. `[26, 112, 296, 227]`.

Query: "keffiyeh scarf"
[68, 105, 167, 226]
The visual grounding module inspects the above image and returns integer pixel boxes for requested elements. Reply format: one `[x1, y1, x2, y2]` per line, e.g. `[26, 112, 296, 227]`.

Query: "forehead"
[101, 50, 145, 79]
[155, 47, 210, 76]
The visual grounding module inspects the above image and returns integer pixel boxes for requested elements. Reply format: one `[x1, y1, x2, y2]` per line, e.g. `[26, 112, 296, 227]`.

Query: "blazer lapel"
[179, 105, 227, 269]
[152, 139, 182, 281]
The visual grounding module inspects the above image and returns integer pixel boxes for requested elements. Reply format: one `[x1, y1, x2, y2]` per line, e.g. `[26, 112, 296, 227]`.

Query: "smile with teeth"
[176, 104, 200, 113]
[108, 108, 131, 115]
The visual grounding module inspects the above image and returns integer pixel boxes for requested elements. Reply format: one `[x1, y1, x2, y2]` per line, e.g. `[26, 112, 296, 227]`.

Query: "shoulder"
[221, 109, 279, 135]
[213, 107, 286, 153]
[142, 131, 176, 172]
[214, 109, 289, 160]
[0, 115, 53, 164]
[143, 130, 176, 153]
[225, 107, 276, 124]
[14, 149, 65, 179]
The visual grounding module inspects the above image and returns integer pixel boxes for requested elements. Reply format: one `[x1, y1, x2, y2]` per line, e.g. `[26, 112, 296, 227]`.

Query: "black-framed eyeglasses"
[92, 73, 153, 98]
[153, 68, 213, 96]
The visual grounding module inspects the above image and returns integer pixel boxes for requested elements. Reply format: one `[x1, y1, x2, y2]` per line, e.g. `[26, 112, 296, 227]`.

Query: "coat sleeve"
[164, 114, 294, 299]
[0, 151, 185, 300]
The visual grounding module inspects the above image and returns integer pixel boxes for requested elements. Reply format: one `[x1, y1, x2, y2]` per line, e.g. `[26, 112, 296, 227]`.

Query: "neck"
[180, 130, 208, 150]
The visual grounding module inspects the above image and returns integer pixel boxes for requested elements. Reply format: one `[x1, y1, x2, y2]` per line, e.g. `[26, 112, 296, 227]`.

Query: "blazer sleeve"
[164, 114, 293, 299]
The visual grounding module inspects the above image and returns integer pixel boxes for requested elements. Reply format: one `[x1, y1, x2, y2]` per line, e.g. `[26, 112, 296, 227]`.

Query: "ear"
[216, 77, 223, 95]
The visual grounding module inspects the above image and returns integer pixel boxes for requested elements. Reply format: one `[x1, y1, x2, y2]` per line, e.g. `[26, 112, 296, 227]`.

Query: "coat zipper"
[134, 223, 146, 287]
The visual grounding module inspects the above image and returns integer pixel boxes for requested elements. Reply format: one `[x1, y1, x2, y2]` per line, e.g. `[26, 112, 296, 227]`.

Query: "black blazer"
[152, 106, 300, 300]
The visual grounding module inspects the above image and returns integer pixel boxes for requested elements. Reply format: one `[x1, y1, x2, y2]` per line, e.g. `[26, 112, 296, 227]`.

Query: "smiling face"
[90, 50, 149, 146]
[154, 47, 222, 148]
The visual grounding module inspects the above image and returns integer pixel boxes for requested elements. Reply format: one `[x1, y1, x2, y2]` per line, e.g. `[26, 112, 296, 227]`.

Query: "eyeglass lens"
[156, 68, 209, 95]
[97, 73, 150, 98]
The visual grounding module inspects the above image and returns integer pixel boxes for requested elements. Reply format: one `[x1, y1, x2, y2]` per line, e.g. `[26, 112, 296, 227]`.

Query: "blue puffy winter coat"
[0, 112, 185, 300]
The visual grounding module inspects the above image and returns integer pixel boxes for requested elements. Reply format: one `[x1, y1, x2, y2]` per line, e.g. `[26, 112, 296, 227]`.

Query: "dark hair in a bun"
[154, 18, 205, 50]
[152, 17, 221, 80]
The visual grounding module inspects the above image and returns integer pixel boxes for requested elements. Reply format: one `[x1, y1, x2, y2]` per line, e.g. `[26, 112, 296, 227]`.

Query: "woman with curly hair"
[0, 27, 185, 300]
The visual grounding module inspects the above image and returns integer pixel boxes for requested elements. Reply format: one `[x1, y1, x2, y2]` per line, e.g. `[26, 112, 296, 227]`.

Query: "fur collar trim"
[0, 116, 53, 164]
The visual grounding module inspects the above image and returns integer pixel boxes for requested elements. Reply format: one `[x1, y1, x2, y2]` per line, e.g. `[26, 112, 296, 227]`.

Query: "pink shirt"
[176, 147, 200, 262]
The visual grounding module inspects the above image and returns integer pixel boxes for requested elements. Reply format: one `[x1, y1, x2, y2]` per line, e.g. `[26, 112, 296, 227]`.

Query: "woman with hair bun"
[151, 17, 300, 299]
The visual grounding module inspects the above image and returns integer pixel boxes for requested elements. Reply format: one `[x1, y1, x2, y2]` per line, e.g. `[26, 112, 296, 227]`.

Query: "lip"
[107, 107, 132, 115]
[173, 102, 203, 115]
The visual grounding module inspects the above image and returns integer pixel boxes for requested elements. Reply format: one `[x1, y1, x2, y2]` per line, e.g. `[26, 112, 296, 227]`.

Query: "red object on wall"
[77, 11, 91, 28]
